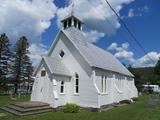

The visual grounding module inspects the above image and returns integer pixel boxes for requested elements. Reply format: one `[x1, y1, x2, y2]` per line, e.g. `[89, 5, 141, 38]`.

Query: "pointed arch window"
[74, 73, 79, 94]
[60, 81, 65, 94]
[101, 75, 108, 94]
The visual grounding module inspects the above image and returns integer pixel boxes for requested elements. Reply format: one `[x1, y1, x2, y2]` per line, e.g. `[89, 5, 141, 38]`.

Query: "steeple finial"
[71, 0, 75, 16]
[61, 0, 84, 30]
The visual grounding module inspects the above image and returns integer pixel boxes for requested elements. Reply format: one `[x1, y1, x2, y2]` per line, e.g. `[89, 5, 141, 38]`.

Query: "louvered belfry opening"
[61, 15, 83, 31]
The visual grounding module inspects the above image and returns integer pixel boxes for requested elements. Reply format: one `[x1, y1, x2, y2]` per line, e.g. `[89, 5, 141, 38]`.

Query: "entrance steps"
[1, 102, 53, 116]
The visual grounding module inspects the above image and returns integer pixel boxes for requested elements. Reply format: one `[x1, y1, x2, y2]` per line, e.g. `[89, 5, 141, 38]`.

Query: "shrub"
[62, 103, 80, 113]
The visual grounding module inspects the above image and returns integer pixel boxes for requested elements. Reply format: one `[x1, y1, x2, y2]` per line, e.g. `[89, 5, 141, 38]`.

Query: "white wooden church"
[31, 12, 138, 111]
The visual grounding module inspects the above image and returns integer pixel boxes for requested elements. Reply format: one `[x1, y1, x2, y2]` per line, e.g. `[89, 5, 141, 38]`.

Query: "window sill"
[101, 92, 109, 95]
[74, 93, 79, 96]
[60, 93, 65, 95]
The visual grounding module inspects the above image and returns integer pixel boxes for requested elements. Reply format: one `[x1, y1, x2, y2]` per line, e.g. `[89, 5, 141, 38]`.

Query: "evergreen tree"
[154, 58, 160, 76]
[128, 64, 133, 73]
[122, 62, 127, 68]
[23, 55, 34, 92]
[0, 33, 12, 91]
[154, 58, 160, 85]
[13, 36, 33, 94]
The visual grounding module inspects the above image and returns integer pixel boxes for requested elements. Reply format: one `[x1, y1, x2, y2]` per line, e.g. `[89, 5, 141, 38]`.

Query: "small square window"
[59, 50, 65, 58]
[41, 70, 46, 77]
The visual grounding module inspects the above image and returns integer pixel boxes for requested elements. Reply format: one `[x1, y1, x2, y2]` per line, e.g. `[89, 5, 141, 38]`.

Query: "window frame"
[101, 75, 104, 93]
[41, 70, 46, 77]
[74, 73, 79, 95]
[101, 75, 108, 94]
[59, 50, 65, 58]
[60, 81, 65, 94]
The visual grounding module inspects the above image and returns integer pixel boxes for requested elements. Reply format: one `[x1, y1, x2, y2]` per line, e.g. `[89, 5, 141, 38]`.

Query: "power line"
[88, 0, 140, 54]
[104, 0, 155, 63]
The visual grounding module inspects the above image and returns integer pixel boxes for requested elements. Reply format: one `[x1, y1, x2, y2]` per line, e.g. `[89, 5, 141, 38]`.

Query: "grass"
[0, 94, 160, 120]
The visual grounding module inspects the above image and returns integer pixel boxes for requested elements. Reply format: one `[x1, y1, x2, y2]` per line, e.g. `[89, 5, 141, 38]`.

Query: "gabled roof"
[34, 57, 71, 77]
[61, 27, 134, 77]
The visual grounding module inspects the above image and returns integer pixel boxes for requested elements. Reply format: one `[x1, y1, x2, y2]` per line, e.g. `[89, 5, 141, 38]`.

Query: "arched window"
[60, 81, 64, 93]
[101, 75, 104, 93]
[74, 73, 79, 94]
[115, 75, 123, 91]
[101, 75, 107, 93]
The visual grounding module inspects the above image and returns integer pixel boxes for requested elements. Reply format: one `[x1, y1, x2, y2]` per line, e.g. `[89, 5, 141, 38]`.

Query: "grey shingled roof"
[43, 57, 71, 77]
[62, 27, 134, 77]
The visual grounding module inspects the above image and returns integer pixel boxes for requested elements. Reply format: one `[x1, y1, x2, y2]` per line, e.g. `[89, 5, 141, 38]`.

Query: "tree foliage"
[13, 36, 33, 94]
[0, 33, 33, 94]
[0, 33, 12, 91]
[154, 58, 160, 76]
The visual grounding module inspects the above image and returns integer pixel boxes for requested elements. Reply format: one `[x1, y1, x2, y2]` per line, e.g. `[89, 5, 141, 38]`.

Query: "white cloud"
[133, 52, 160, 67]
[108, 42, 118, 50]
[108, 42, 160, 68]
[57, 0, 134, 42]
[0, 0, 57, 67]
[128, 9, 135, 18]
[122, 42, 129, 49]
[138, 5, 149, 13]
[127, 5, 149, 18]
[28, 43, 48, 66]
[107, 42, 134, 60]
[0, 0, 57, 43]
[83, 30, 105, 43]
[115, 51, 134, 59]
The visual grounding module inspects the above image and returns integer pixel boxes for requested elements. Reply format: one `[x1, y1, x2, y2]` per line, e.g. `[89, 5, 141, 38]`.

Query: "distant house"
[143, 85, 160, 93]
[7, 82, 33, 94]
[31, 13, 138, 111]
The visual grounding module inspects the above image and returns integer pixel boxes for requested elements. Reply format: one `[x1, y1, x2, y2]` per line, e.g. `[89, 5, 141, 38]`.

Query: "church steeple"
[61, 1, 84, 31]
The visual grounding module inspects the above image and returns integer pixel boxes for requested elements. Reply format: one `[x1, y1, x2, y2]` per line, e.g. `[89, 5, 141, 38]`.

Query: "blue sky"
[0, 0, 159, 67]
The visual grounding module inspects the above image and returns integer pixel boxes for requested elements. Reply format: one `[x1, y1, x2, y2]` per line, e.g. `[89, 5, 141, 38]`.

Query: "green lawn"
[0, 94, 160, 120]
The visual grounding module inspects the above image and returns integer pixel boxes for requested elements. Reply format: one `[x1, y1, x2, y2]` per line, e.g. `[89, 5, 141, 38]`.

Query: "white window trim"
[59, 49, 65, 59]
[114, 75, 123, 94]
[101, 75, 109, 95]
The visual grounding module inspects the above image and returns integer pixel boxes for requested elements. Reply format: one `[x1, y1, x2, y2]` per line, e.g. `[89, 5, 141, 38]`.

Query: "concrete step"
[1, 102, 54, 116]
[10, 102, 49, 109]
[5, 104, 52, 113]
[1, 106, 53, 116]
